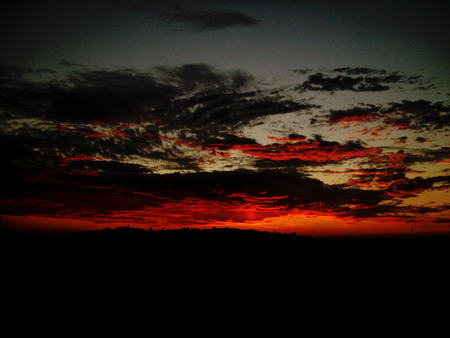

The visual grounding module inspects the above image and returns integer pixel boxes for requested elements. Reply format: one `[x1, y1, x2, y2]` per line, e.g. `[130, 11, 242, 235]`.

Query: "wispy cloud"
[105, 0, 260, 31]
[296, 71, 405, 92]
[155, 63, 255, 92]
[327, 100, 450, 130]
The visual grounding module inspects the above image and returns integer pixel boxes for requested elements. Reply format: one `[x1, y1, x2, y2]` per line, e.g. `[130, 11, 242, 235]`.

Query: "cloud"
[156, 6, 260, 31]
[0, 64, 320, 178]
[183, 91, 314, 128]
[154, 80, 317, 131]
[292, 68, 313, 75]
[155, 64, 226, 91]
[197, 134, 381, 166]
[326, 99, 450, 131]
[48, 69, 178, 122]
[0, 65, 56, 80]
[328, 106, 380, 123]
[58, 60, 85, 68]
[294, 68, 415, 93]
[423, 147, 450, 164]
[295, 72, 401, 92]
[105, 0, 260, 31]
[155, 63, 254, 92]
[60, 158, 153, 174]
[3, 64, 305, 129]
[331, 67, 387, 75]
[0, 67, 178, 122]
[1, 63, 449, 230]
[0, 132, 55, 177]
[0, 168, 385, 224]
[383, 100, 450, 130]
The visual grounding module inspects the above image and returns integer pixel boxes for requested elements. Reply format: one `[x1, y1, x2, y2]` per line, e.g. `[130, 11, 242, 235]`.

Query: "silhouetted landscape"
[3, 225, 449, 265]
[3, 224, 449, 307]
[2, 1, 449, 316]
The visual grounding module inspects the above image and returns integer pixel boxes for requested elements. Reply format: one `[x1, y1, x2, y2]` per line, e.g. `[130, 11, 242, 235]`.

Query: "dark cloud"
[292, 68, 313, 75]
[1, 63, 448, 229]
[156, 6, 260, 31]
[326, 99, 450, 131]
[295, 68, 412, 93]
[0, 64, 320, 176]
[332, 67, 387, 75]
[161, 87, 316, 131]
[198, 134, 380, 166]
[58, 60, 84, 68]
[1, 64, 292, 129]
[155, 64, 226, 91]
[0, 132, 56, 177]
[407, 76, 421, 84]
[0, 67, 178, 122]
[49, 69, 178, 121]
[202, 134, 258, 150]
[328, 106, 380, 123]
[5, 153, 448, 223]
[383, 175, 449, 199]
[296, 72, 392, 92]
[383, 100, 450, 130]
[105, 0, 260, 31]
[65, 159, 152, 174]
[189, 92, 313, 127]
[0, 121, 207, 177]
[0, 65, 56, 80]
[423, 147, 450, 164]
[0, 168, 384, 222]
[333, 168, 450, 218]
[155, 63, 254, 92]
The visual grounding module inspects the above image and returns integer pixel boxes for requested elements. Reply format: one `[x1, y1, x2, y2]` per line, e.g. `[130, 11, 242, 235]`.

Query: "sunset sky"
[1, 0, 450, 237]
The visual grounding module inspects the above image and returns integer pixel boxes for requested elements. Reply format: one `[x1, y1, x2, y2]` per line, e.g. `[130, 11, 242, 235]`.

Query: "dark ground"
[3, 225, 449, 268]
[2, 225, 448, 328]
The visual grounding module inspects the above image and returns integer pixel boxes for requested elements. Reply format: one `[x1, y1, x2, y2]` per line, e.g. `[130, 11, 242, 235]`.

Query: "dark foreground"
[3, 226, 449, 265]
[2, 225, 449, 325]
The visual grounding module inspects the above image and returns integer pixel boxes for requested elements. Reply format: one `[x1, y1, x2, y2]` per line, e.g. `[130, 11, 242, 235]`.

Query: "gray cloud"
[294, 67, 419, 93]
[328, 106, 380, 123]
[331, 67, 387, 75]
[0, 67, 178, 122]
[105, 0, 260, 31]
[383, 100, 450, 130]
[0, 64, 316, 140]
[0, 65, 56, 80]
[326, 99, 450, 130]
[155, 63, 254, 92]
[296, 72, 395, 92]
[156, 6, 260, 31]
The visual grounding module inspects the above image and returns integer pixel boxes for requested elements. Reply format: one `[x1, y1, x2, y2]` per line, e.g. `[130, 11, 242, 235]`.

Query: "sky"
[1, 0, 450, 237]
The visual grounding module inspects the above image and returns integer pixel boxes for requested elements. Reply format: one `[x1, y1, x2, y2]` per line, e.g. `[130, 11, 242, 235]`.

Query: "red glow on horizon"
[4, 211, 449, 238]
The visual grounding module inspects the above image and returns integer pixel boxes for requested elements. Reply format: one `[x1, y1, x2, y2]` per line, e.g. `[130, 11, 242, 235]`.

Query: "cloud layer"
[1, 63, 449, 234]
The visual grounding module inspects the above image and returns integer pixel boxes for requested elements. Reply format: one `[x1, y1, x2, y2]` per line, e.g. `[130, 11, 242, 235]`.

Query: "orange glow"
[2, 181, 449, 238]
[59, 155, 107, 166]
[4, 210, 449, 238]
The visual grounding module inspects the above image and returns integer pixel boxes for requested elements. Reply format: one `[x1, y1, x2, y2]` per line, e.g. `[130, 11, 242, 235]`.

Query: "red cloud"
[222, 141, 380, 163]
[59, 155, 106, 167]
[159, 134, 383, 164]
[110, 129, 130, 137]
[267, 135, 307, 143]
[368, 151, 409, 169]
[345, 170, 409, 190]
